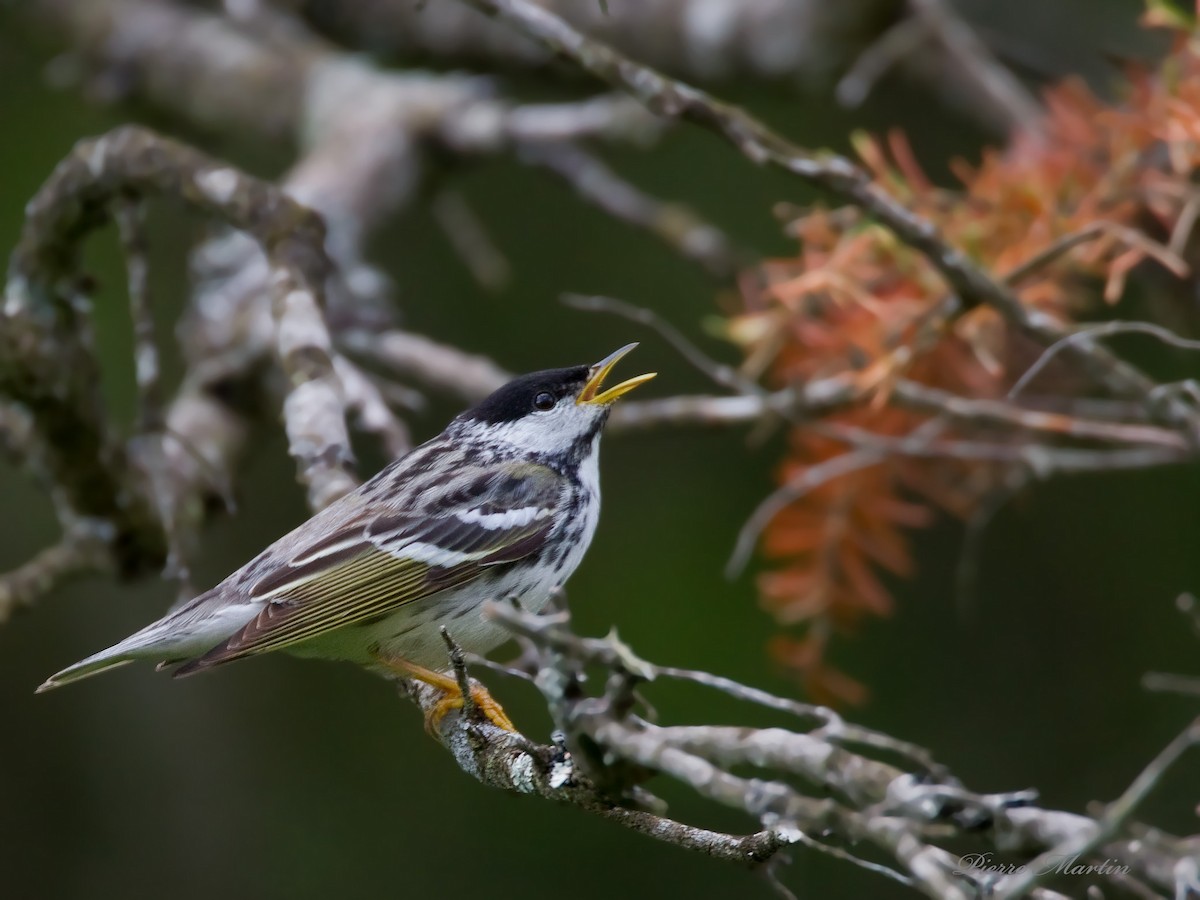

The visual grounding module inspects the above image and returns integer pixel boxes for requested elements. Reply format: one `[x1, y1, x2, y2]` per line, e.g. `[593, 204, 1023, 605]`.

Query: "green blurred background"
[1, 2, 1197, 898]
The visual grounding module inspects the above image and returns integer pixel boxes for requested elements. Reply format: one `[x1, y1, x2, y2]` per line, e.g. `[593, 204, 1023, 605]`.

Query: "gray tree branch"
[294, 0, 1040, 134]
[3, 6, 1198, 899]
[400, 598, 1199, 900]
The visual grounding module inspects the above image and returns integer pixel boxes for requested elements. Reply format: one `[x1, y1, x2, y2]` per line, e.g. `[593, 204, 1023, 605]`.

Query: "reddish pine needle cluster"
[730, 20, 1200, 704]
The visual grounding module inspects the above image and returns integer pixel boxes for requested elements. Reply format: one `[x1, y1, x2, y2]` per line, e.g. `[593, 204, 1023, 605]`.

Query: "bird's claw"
[373, 650, 517, 735]
[425, 683, 516, 735]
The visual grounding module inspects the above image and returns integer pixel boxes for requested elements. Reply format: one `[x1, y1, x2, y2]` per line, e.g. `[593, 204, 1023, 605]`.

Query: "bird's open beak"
[577, 343, 656, 406]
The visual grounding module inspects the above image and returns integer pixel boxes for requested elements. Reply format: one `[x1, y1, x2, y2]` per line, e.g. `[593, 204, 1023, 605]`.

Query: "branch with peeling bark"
[400, 595, 1200, 900]
[3, 125, 358, 586]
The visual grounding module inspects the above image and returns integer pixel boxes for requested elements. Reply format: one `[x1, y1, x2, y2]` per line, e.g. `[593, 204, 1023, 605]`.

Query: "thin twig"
[1009, 321, 1200, 402]
[340, 329, 511, 403]
[115, 197, 193, 588]
[563, 293, 765, 396]
[440, 626, 476, 721]
[837, 16, 930, 108]
[432, 189, 511, 292]
[1002, 225, 1110, 286]
[892, 382, 1188, 449]
[609, 377, 1189, 449]
[726, 450, 886, 578]
[1142, 672, 1200, 697]
[908, 0, 1043, 135]
[792, 829, 916, 889]
[655, 665, 837, 728]
[524, 144, 742, 278]
[1003, 221, 1189, 288]
[814, 421, 1186, 472]
[995, 716, 1200, 899]
[0, 524, 114, 625]
[953, 471, 1028, 620]
[609, 392, 796, 431]
[114, 198, 164, 435]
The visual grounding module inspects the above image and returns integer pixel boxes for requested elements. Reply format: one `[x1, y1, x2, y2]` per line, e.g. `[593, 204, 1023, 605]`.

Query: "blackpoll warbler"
[40, 344, 655, 730]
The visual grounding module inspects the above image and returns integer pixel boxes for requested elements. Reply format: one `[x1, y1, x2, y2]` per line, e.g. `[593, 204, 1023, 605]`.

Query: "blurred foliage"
[734, 12, 1200, 703]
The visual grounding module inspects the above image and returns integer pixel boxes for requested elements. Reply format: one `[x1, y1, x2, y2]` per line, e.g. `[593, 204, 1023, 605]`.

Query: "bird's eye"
[533, 391, 556, 411]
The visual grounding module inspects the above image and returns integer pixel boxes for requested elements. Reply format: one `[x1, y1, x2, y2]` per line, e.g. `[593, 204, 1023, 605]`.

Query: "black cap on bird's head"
[463, 343, 656, 425]
[455, 344, 655, 458]
[464, 366, 589, 425]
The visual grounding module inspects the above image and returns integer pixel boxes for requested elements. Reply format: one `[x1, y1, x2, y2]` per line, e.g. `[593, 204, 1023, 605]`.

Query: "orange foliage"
[730, 21, 1200, 704]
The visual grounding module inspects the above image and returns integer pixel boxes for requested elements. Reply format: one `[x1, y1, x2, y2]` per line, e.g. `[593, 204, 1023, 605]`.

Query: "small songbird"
[40, 344, 655, 730]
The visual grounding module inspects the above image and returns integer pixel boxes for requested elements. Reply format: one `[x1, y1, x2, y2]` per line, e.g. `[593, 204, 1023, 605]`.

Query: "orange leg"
[374, 653, 515, 734]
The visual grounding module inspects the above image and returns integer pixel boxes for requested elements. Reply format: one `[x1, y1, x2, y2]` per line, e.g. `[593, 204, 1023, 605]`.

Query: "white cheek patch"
[466, 403, 602, 456]
[456, 506, 549, 529]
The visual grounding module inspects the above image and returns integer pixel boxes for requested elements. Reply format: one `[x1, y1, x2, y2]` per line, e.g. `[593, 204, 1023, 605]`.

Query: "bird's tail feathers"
[37, 648, 137, 693]
[37, 588, 258, 692]
[37, 619, 180, 693]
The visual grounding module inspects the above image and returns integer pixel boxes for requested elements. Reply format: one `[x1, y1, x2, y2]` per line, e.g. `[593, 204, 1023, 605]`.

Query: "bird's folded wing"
[173, 462, 562, 673]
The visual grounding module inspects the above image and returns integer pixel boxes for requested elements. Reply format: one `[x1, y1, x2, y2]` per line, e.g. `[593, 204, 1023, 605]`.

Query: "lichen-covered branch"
[398, 599, 1197, 900]
[400, 677, 791, 868]
[0, 120, 366, 616]
[10, 125, 356, 510]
